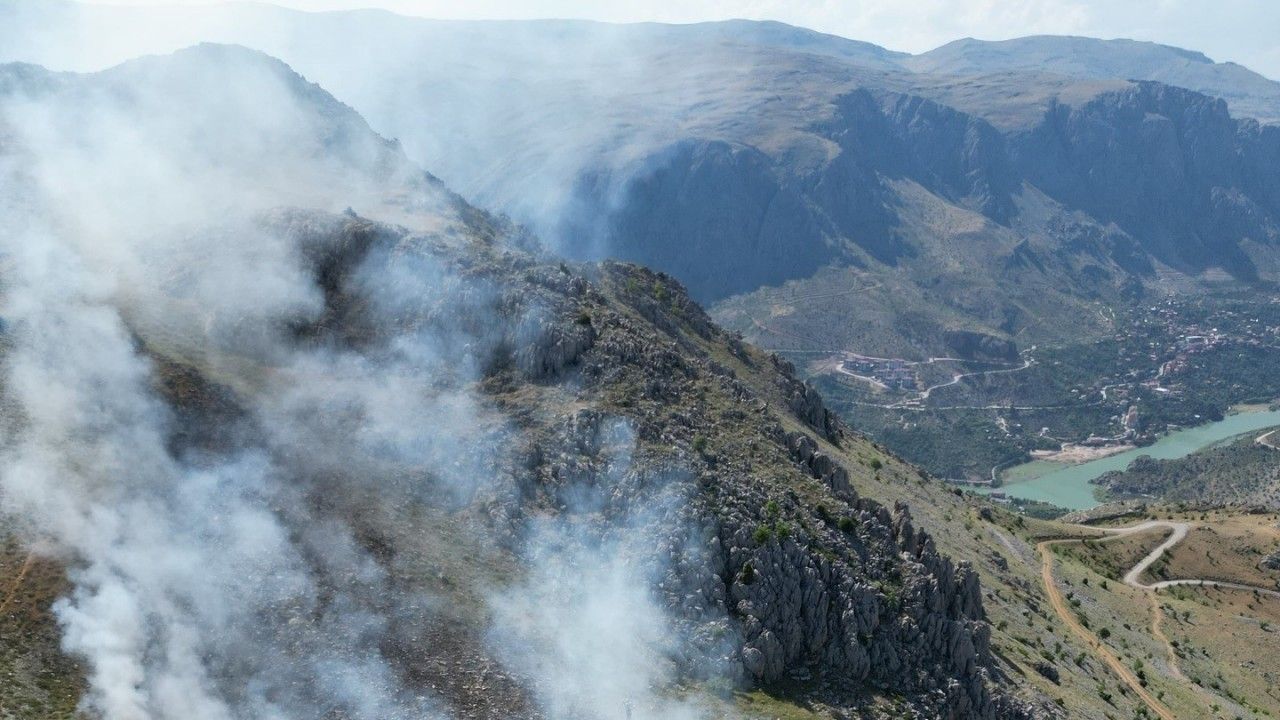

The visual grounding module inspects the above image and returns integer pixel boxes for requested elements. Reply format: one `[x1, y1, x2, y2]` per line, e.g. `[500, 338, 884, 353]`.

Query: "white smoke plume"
[0, 1, 779, 258]
[0, 31, 727, 720]
[488, 420, 715, 720]
[0, 46, 455, 720]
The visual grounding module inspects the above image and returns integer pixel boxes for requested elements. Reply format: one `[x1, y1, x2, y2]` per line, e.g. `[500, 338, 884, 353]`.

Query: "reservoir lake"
[978, 409, 1280, 510]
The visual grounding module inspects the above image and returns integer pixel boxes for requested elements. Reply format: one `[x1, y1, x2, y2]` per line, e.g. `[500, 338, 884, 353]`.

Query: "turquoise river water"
[977, 409, 1280, 510]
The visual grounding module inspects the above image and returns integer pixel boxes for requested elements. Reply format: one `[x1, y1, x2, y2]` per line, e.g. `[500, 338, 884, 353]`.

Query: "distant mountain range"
[7, 3, 1275, 358]
[908, 35, 1280, 124]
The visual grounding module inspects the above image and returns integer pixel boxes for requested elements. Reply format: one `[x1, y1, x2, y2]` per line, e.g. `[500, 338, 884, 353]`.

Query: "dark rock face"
[1033, 661, 1060, 684]
[722, 499, 1008, 718]
[1014, 82, 1280, 278]
[556, 80, 1280, 311]
[568, 89, 1024, 302]
[563, 139, 834, 302]
[264, 213, 1030, 719]
[818, 90, 1019, 226]
[1260, 549, 1280, 571]
[773, 356, 844, 443]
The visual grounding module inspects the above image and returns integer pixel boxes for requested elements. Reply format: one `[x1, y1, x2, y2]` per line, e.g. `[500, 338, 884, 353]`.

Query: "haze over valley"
[1, 2, 1279, 719]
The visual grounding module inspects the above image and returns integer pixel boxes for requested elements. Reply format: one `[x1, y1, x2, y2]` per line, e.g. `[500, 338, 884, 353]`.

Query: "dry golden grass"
[1147, 512, 1280, 588]
[1159, 585, 1280, 718]
[0, 536, 84, 720]
[1055, 526, 1170, 580]
[1050, 509, 1280, 718]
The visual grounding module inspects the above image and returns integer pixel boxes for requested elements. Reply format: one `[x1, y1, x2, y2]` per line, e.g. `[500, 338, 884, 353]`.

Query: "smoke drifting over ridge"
[0, 1, 795, 262]
[0, 42, 720, 720]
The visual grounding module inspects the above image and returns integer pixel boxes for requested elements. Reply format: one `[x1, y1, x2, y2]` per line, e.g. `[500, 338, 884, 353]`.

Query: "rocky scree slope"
[0, 201, 1030, 716]
[153, 207, 1030, 718]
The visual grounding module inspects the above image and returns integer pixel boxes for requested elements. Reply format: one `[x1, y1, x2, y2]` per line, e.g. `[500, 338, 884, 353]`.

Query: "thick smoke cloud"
[0, 48, 448, 720]
[0, 34, 722, 720]
[0, 2, 770, 258]
[488, 420, 722, 720]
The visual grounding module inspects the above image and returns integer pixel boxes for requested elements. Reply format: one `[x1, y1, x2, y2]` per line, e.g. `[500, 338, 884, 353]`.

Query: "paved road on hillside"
[1038, 519, 1280, 719]
[1100, 520, 1280, 597]
[890, 358, 1033, 407]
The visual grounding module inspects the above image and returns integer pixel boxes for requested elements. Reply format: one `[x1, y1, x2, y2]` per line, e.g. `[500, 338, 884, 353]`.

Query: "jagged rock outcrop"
[263, 210, 1029, 718]
[453, 252, 1030, 718]
[772, 356, 843, 443]
[721, 500, 999, 713]
[787, 431, 855, 499]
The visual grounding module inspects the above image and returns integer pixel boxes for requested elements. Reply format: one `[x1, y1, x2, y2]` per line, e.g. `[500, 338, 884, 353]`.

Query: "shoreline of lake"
[977, 408, 1280, 510]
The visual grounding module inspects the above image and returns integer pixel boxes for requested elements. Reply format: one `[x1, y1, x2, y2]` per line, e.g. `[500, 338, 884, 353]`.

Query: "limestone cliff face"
[262, 212, 1031, 718]
[1014, 82, 1280, 278]
[562, 140, 835, 302]
[562, 80, 1280, 309]
[723, 499, 1002, 718]
[564, 89, 1024, 302]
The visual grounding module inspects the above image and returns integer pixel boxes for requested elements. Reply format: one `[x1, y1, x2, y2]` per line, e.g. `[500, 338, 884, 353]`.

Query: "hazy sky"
[74, 0, 1280, 80]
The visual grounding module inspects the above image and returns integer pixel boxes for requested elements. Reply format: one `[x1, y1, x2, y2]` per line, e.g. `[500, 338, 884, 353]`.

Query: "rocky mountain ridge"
[3, 6, 1279, 360]
[909, 35, 1280, 125]
[0, 46, 1035, 719]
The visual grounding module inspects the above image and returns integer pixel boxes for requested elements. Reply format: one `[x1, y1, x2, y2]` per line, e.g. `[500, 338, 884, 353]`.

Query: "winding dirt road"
[1037, 519, 1280, 719]
[1037, 532, 1178, 720]
[1116, 521, 1189, 588]
[1258, 429, 1279, 451]
[1107, 520, 1280, 597]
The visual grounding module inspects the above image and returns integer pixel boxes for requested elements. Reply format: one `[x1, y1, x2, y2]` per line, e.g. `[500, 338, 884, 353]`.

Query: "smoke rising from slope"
[0, 48, 448, 720]
[0, 42, 722, 720]
[0, 40, 721, 717]
[0, 2, 780, 259]
[489, 420, 731, 720]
